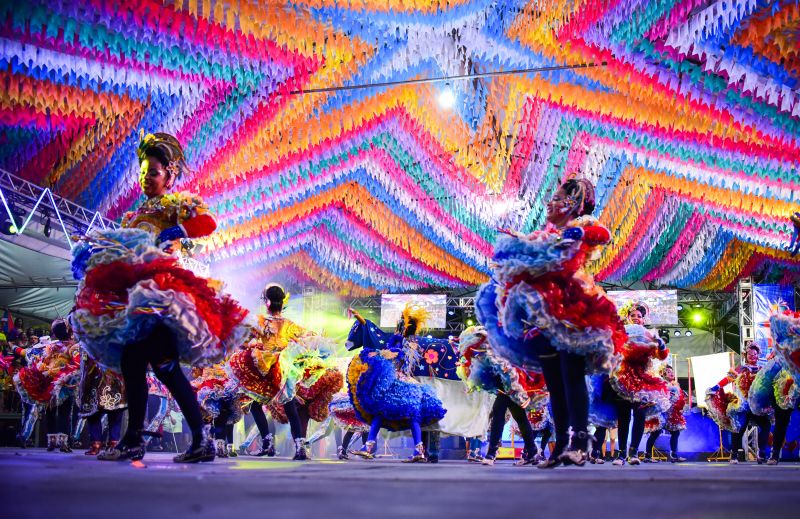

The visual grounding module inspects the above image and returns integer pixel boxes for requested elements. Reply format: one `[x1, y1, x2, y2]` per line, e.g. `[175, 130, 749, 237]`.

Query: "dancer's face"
[627, 309, 645, 325]
[746, 347, 759, 365]
[546, 188, 577, 228]
[140, 156, 172, 198]
[663, 366, 674, 381]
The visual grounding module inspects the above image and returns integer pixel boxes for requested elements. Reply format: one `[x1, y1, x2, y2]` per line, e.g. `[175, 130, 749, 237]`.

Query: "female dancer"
[749, 310, 800, 464]
[705, 342, 769, 463]
[265, 355, 342, 459]
[454, 326, 541, 465]
[13, 322, 80, 452]
[228, 284, 338, 460]
[77, 349, 127, 455]
[475, 178, 627, 467]
[607, 302, 670, 465]
[347, 305, 446, 462]
[643, 364, 688, 463]
[192, 363, 246, 457]
[71, 132, 249, 463]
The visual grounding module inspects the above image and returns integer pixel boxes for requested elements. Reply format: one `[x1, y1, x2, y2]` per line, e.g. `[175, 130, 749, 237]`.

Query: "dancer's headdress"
[401, 303, 430, 333]
[137, 131, 188, 180]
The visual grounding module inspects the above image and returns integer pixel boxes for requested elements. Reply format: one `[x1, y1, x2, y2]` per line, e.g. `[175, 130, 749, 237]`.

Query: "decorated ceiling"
[1, 0, 799, 296]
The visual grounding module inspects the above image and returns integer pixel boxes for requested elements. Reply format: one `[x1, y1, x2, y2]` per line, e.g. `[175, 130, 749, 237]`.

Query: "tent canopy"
[0, 239, 75, 324]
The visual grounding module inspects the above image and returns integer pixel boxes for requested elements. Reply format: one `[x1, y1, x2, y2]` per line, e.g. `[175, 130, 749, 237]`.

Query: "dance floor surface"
[3, 448, 798, 519]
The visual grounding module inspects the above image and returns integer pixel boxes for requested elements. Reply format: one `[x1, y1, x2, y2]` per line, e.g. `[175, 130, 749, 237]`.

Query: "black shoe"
[98, 438, 146, 462]
[174, 442, 215, 463]
[255, 434, 276, 457]
[514, 448, 537, 466]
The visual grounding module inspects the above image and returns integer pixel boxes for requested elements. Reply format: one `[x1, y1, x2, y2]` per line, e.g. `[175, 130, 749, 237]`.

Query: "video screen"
[606, 289, 679, 326]
[380, 294, 447, 329]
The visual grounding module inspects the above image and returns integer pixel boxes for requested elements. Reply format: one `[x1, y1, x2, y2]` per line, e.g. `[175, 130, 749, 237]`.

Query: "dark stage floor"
[2, 448, 799, 519]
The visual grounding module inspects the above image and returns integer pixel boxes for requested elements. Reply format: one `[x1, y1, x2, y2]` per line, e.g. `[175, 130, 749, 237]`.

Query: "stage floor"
[2, 448, 799, 519]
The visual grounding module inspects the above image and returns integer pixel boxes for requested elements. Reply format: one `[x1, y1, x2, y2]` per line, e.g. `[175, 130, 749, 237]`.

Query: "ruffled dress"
[14, 340, 80, 406]
[229, 315, 343, 422]
[456, 326, 547, 409]
[475, 217, 626, 374]
[70, 193, 248, 371]
[645, 383, 688, 433]
[192, 364, 247, 424]
[346, 319, 446, 431]
[609, 324, 671, 411]
[748, 311, 800, 415]
[266, 335, 344, 423]
[328, 392, 368, 431]
[704, 366, 758, 432]
[227, 315, 305, 404]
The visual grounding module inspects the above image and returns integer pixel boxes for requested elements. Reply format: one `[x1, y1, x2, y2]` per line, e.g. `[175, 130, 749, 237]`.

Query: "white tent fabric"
[0, 238, 75, 322]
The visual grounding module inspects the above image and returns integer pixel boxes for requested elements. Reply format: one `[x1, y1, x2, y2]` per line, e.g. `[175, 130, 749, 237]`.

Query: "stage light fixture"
[465, 317, 475, 327]
[674, 330, 682, 336]
[677, 304, 683, 311]
[1, 207, 23, 235]
[43, 214, 52, 238]
[691, 311, 705, 325]
[685, 330, 693, 337]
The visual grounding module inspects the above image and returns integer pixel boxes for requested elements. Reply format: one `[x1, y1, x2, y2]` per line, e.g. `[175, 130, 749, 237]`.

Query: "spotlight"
[465, 318, 475, 327]
[0, 208, 23, 235]
[447, 310, 454, 316]
[438, 84, 456, 109]
[674, 330, 682, 337]
[690, 311, 705, 325]
[43, 214, 52, 238]
[677, 304, 683, 311]
[685, 330, 693, 337]
[693, 304, 702, 308]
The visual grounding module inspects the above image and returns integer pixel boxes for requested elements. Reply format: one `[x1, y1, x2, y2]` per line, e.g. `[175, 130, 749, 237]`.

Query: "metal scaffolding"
[0, 168, 119, 250]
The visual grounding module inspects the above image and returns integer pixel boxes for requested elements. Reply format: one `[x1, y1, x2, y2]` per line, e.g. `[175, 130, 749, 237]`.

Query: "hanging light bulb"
[438, 83, 456, 109]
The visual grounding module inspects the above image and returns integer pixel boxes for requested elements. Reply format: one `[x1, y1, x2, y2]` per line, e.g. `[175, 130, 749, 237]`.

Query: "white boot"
[214, 439, 227, 458]
[292, 438, 308, 461]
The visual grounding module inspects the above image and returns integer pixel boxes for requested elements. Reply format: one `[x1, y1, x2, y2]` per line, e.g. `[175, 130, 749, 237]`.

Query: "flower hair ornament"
[560, 175, 596, 217]
[261, 283, 291, 307]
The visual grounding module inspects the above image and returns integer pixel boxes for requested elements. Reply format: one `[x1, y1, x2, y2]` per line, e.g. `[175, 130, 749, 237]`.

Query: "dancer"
[13, 321, 80, 452]
[144, 373, 176, 451]
[750, 310, 800, 464]
[229, 284, 338, 460]
[70, 132, 249, 463]
[705, 342, 769, 463]
[77, 349, 127, 456]
[192, 363, 246, 458]
[346, 305, 446, 462]
[607, 302, 671, 466]
[454, 326, 541, 465]
[643, 364, 688, 463]
[475, 178, 627, 467]
[265, 355, 343, 459]
[10, 332, 49, 446]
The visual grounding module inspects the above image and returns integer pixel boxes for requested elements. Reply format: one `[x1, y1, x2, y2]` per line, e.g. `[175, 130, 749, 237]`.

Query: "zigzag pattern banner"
[1, 0, 799, 296]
